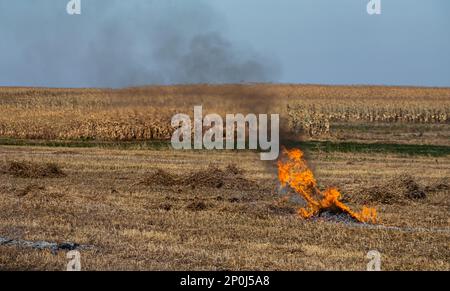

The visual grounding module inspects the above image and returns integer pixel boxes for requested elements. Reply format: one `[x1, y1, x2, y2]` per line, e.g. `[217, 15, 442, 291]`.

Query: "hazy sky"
[0, 0, 449, 88]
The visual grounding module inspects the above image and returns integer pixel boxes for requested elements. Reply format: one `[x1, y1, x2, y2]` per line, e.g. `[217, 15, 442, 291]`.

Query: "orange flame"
[278, 148, 377, 224]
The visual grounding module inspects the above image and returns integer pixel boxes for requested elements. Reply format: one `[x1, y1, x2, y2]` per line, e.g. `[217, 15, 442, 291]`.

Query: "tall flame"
[278, 148, 377, 224]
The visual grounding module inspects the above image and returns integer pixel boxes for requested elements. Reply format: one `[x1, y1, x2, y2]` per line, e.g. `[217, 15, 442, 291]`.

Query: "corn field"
[0, 84, 449, 141]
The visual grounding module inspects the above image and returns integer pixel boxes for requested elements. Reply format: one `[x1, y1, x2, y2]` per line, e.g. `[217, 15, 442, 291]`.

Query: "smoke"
[0, 0, 281, 88]
[159, 32, 277, 84]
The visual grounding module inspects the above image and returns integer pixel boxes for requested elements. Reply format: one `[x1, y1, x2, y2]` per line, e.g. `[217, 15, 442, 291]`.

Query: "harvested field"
[0, 84, 448, 271]
[0, 146, 448, 270]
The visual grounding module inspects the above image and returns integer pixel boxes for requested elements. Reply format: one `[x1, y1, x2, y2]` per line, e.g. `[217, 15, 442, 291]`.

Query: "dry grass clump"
[356, 174, 427, 204]
[1, 161, 66, 178]
[185, 165, 257, 190]
[185, 200, 209, 212]
[140, 164, 257, 190]
[143, 169, 179, 187]
[16, 184, 46, 197]
[424, 178, 449, 193]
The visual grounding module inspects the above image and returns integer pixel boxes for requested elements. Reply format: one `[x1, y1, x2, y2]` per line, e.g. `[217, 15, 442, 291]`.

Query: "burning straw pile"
[278, 148, 377, 224]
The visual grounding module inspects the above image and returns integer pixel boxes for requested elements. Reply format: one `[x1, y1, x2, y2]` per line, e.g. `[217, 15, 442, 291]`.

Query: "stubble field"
[0, 84, 449, 270]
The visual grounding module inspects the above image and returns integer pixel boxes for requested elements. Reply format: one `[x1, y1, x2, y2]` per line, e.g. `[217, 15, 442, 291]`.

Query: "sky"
[0, 0, 449, 88]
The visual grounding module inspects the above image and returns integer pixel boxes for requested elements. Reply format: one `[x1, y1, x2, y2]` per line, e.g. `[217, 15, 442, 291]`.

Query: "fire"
[277, 148, 377, 223]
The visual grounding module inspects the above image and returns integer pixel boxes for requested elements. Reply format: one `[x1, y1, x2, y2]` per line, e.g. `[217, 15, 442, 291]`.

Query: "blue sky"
[0, 0, 449, 87]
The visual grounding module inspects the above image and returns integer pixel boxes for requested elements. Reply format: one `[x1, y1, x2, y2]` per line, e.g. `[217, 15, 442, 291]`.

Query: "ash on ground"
[0, 236, 91, 254]
[313, 211, 360, 224]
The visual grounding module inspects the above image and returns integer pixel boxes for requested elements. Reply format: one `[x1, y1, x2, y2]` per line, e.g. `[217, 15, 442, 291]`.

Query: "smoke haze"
[0, 0, 281, 88]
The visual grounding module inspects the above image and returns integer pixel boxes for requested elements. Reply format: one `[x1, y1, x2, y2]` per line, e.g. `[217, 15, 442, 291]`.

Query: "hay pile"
[141, 164, 257, 190]
[1, 161, 66, 178]
[144, 169, 179, 186]
[357, 174, 426, 204]
[186, 200, 208, 211]
[17, 184, 46, 197]
[424, 178, 449, 193]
